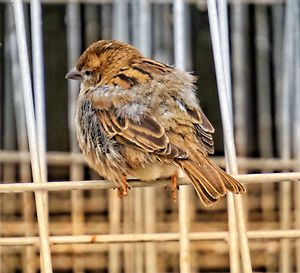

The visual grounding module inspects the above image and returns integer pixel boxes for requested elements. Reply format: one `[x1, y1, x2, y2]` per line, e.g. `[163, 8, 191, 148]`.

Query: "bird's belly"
[130, 163, 178, 181]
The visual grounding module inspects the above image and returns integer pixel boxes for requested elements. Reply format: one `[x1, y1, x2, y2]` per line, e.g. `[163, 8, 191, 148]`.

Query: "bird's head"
[66, 40, 143, 89]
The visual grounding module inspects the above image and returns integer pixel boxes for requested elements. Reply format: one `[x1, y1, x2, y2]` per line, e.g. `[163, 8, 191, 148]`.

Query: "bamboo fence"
[0, 0, 300, 272]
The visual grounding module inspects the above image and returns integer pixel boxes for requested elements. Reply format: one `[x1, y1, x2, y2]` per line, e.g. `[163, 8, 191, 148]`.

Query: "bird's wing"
[193, 107, 215, 154]
[175, 98, 215, 155]
[96, 110, 187, 159]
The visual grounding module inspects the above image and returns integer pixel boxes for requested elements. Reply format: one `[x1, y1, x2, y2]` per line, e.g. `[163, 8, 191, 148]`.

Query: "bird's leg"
[118, 175, 128, 197]
[171, 174, 178, 202]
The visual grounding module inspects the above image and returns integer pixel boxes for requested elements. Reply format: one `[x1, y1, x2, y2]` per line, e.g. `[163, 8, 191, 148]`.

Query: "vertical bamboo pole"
[207, 1, 252, 272]
[218, 2, 240, 272]
[294, 3, 300, 271]
[255, 5, 277, 271]
[31, 0, 48, 206]
[66, 3, 84, 273]
[12, 1, 52, 272]
[230, 2, 250, 231]
[112, 1, 129, 272]
[174, 1, 191, 272]
[139, 0, 157, 272]
[101, 4, 112, 39]
[279, 1, 294, 272]
[85, 4, 99, 46]
[271, 5, 283, 270]
[108, 190, 121, 273]
[231, 1, 249, 164]
[272, 7, 283, 268]
[113, 0, 129, 43]
[131, 2, 144, 272]
[123, 195, 134, 273]
[30, 3, 49, 271]
[153, 4, 172, 63]
[8, 8, 36, 273]
[2, 5, 17, 272]
[255, 5, 275, 221]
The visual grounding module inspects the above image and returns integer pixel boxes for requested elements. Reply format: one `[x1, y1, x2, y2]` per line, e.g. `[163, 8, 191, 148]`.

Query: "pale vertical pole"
[207, 1, 252, 272]
[31, 0, 48, 190]
[255, 5, 276, 270]
[139, 1, 157, 273]
[66, 3, 84, 273]
[111, 1, 128, 273]
[174, 1, 191, 272]
[279, 1, 294, 272]
[12, 1, 52, 272]
[113, 0, 129, 42]
[294, 2, 300, 270]
[231, 1, 249, 164]
[1, 6, 17, 272]
[7, 6, 36, 272]
[272, 6, 284, 270]
[217, 1, 240, 272]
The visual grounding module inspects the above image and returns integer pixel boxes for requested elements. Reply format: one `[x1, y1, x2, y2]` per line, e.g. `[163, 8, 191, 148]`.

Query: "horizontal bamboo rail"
[0, 172, 300, 193]
[1, 151, 298, 170]
[1, 229, 300, 247]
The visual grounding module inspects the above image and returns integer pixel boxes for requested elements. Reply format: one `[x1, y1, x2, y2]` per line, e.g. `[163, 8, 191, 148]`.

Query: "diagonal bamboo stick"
[207, 1, 252, 272]
[12, 1, 52, 272]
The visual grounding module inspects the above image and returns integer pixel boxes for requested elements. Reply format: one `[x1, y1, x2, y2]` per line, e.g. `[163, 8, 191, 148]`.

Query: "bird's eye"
[85, 70, 92, 76]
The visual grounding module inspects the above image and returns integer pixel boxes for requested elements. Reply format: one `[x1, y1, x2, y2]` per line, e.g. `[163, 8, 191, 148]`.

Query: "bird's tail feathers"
[179, 159, 245, 207]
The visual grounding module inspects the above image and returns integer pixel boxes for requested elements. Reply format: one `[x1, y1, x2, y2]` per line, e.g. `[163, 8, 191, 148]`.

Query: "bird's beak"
[65, 67, 81, 80]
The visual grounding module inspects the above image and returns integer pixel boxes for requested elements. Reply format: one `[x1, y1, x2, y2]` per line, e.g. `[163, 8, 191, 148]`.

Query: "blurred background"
[0, 0, 299, 272]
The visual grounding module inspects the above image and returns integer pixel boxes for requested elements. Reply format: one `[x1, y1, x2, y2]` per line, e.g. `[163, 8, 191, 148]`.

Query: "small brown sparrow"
[66, 40, 245, 206]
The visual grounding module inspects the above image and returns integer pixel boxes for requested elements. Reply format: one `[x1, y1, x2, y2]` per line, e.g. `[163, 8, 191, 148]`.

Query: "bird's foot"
[117, 175, 129, 198]
[171, 174, 178, 202]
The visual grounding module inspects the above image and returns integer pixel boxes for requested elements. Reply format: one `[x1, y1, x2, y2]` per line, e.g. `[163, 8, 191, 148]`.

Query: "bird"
[66, 39, 245, 207]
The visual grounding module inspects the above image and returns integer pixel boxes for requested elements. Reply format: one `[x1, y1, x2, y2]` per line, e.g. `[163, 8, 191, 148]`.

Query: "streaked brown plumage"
[66, 40, 245, 206]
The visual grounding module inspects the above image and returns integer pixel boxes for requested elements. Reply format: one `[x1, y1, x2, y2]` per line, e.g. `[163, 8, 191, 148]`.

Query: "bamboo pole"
[218, 1, 240, 272]
[101, 4, 112, 39]
[293, 1, 300, 271]
[66, 3, 85, 273]
[31, 0, 48, 207]
[231, 1, 250, 232]
[30, 1, 49, 271]
[279, 1, 294, 272]
[111, 1, 130, 272]
[1, 5, 18, 273]
[255, 5, 277, 271]
[139, 1, 157, 272]
[131, 2, 145, 271]
[12, 1, 52, 272]
[8, 8, 36, 273]
[3, 229, 300, 246]
[207, 1, 252, 272]
[174, 1, 191, 272]
[2, 151, 300, 170]
[1, 172, 300, 193]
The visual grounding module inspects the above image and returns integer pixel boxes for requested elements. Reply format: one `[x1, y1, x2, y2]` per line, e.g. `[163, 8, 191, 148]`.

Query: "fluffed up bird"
[66, 40, 245, 207]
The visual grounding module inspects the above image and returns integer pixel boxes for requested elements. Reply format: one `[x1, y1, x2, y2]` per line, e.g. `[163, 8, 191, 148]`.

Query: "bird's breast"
[75, 98, 122, 167]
